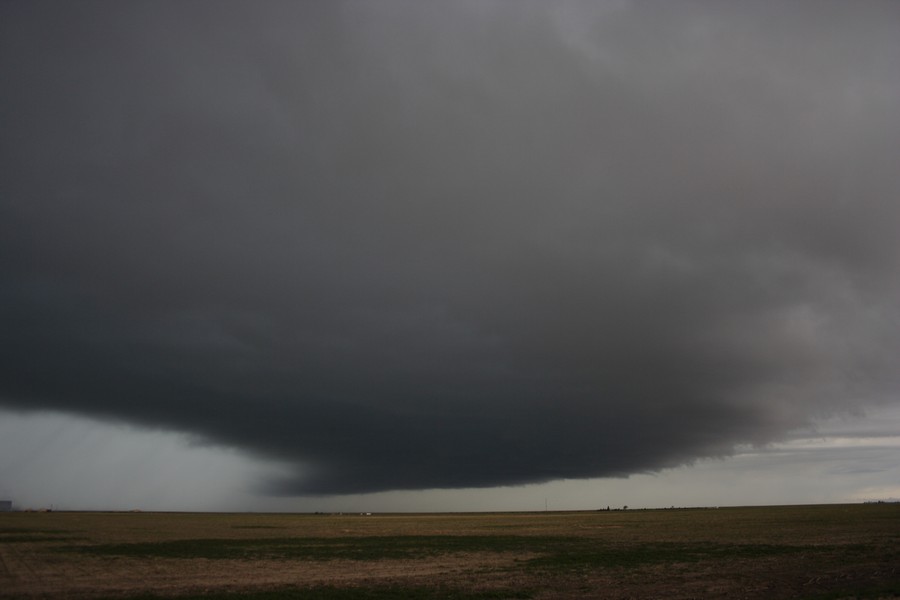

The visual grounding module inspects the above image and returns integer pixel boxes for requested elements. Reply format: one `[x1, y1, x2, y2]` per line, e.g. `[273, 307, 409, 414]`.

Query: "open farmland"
[1, 504, 898, 599]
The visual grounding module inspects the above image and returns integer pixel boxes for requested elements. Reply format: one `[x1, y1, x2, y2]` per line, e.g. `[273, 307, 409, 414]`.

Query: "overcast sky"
[2, 1, 899, 511]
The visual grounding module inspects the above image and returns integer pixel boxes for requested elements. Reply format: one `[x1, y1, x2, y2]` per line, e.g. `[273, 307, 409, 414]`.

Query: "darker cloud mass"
[2, 1, 899, 495]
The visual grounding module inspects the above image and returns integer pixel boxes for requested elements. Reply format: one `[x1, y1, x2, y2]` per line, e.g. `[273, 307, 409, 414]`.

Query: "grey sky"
[1, 1, 899, 507]
[3, 405, 899, 511]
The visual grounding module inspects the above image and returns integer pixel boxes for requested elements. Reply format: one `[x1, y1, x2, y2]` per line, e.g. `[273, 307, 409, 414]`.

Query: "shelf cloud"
[2, 1, 899, 495]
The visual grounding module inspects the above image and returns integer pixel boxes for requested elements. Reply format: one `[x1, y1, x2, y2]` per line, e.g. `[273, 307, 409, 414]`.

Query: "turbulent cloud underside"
[1, 1, 899, 494]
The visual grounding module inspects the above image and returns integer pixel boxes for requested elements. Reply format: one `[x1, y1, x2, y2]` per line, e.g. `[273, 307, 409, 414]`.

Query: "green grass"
[66, 534, 831, 570]
[524, 540, 823, 571]
[1, 535, 80, 543]
[0, 527, 70, 534]
[70, 535, 535, 561]
[0, 526, 80, 543]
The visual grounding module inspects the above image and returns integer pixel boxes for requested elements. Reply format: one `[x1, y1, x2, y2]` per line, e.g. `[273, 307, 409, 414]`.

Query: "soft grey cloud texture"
[3, 406, 900, 511]
[2, 1, 899, 498]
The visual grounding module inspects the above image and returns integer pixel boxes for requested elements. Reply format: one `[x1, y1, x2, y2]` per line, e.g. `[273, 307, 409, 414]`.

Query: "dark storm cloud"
[2, 1, 899, 494]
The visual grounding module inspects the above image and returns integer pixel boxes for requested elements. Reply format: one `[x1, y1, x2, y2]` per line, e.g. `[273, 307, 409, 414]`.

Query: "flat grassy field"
[1, 504, 898, 599]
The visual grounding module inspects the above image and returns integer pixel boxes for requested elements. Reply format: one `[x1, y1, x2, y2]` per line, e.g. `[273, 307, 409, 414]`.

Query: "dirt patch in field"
[0, 547, 538, 599]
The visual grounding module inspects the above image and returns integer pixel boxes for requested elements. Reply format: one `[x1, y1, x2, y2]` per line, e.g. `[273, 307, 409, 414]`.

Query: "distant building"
[0, 500, 11, 512]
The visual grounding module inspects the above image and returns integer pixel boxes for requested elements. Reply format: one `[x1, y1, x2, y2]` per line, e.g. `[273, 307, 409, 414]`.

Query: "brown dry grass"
[1, 504, 899, 599]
